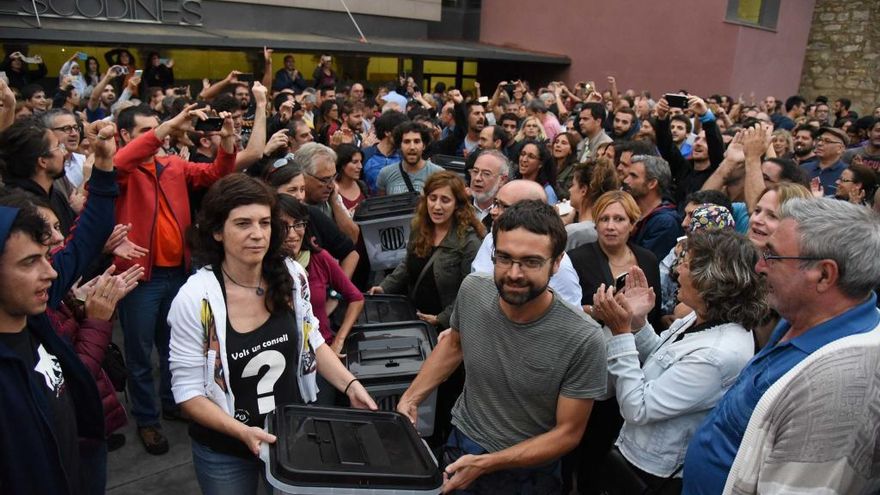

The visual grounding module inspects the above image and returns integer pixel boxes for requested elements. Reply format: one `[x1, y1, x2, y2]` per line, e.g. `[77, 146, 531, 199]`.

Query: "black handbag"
[101, 342, 128, 393]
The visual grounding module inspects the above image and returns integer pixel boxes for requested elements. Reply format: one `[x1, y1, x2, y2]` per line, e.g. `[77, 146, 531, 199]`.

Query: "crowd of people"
[1, 45, 879, 495]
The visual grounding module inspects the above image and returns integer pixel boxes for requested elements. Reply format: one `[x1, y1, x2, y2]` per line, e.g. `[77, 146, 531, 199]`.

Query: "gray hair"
[526, 99, 547, 113]
[302, 92, 317, 105]
[632, 154, 671, 198]
[780, 198, 880, 299]
[292, 142, 337, 175]
[40, 108, 74, 128]
[688, 229, 768, 329]
[476, 149, 511, 178]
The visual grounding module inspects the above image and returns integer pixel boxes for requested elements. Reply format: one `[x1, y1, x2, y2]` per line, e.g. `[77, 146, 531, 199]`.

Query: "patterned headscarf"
[688, 204, 735, 233]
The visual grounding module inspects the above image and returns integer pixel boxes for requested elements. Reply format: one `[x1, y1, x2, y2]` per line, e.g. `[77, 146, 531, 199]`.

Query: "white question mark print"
[241, 350, 286, 414]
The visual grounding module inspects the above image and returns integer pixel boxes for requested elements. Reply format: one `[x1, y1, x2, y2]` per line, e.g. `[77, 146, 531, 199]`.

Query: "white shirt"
[471, 233, 583, 308]
[64, 152, 86, 188]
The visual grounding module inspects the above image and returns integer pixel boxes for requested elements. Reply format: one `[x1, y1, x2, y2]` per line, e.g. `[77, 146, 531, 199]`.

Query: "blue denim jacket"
[607, 313, 754, 477]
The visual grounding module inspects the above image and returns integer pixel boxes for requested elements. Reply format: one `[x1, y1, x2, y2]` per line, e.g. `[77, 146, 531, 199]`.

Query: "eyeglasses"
[46, 143, 67, 155]
[519, 152, 540, 160]
[306, 172, 335, 187]
[490, 199, 511, 210]
[469, 168, 498, 180]
[284, 221, 307, 233]
[837, 178, 855, 183]
[52, 125, 80, 134]
[760, 249, 824, 264]
[492, 251, 551, 271]
[816, 137, 844, 146]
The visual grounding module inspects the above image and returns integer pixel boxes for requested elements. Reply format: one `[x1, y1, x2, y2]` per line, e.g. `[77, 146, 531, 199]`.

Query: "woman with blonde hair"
[748, 182, 811, 249]
[771, 129, 794, 158]
[513, 115, 548, 143]
[565, 157, 620, 250]
[369, 171, 484, 329]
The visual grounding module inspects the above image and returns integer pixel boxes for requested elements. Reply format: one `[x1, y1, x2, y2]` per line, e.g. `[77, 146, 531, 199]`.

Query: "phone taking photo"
[195, 117, 224, 133]
[664, 93, 689, 109]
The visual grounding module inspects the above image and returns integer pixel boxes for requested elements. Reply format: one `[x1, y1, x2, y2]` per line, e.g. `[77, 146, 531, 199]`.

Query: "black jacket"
[6, 177, 77, 237]
[656, 115, 724, 209]
[0, 314, 105, 495]
[567, 241, 663, 330]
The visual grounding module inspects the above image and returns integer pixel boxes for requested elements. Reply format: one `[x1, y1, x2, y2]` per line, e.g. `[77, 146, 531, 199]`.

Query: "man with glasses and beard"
[398, 200, 605, 494]
[468, 149, 510, 225]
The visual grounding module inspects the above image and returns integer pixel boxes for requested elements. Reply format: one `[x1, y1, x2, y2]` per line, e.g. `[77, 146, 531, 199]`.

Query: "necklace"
[222, 266, 264, 296]
[608, 249, 634, 268]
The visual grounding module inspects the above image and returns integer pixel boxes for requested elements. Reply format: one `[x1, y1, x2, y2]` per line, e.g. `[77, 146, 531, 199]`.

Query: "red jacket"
[47, 304, 127, 435]
[113, 131, 236, 280]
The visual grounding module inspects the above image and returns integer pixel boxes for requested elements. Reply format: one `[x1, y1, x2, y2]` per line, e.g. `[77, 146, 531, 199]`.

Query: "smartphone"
[133, 69, 143, 77]
[810, 177, 821, 190]
[665, 93, 689, 109]
[585, 81, 596, 93]
[76, 51, 89, 61]
[504, 83, 515, 98]
[195, 117, 224, 132]
[158, 58, 170, 66]
[477, 96, 489, 104]
[615, 272, 629, 292]
[238, 73, 254, 86]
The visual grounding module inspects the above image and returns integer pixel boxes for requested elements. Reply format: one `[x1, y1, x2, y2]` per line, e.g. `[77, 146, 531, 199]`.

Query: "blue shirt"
[682, 293, 880, 494]
[800, 159, 846, 197]
[362, 145, 400, 195]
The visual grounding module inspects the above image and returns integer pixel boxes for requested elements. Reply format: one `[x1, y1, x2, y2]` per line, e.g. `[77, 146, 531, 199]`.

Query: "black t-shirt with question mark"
[188, 272, 302, 459]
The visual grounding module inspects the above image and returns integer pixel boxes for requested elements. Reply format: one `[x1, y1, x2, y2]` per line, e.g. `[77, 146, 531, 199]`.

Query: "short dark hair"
[684, 189, 733, 213]
[0, 191, 52, 252]
[499, 112, 519, 125]
[485, 125, 509, 149]
[21, 84, 44, 101]
[614, 139, 657, 167]
[492, 199, 567, 260]
[793, 124, 816, 138]
[116, 105, 159, 134]
[374, 110, 409, 140]
[0, 117, 51, 181]
[579, 102, 606, 123]
[211, 94, 239, 114]
[836, 98, 852, 110]
[670, 114, 692, 134]
[784, 95, 806, 112]
[393, 121, 431, 149]
[764, 157, 809, 186]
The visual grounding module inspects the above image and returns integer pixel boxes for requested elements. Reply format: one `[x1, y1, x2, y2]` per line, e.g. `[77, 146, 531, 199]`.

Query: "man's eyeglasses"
[52, 125, 80, 134]
[490, 199, 511, 210]
[816, 137, 844, 146]
[492, 251, 551, 271]
[760, 249, 824, 264]
[306, 172, 335, 187]
[469, 168, 498, 180]
[284, 221, 307, 233]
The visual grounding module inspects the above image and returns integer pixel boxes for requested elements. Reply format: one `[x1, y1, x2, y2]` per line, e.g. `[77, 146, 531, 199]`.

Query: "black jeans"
[442, 427, 563, 495]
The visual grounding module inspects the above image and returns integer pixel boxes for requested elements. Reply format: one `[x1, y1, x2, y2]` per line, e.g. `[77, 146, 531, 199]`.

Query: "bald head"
[501, 179, 548, 202]
[490, 179, 548, 222]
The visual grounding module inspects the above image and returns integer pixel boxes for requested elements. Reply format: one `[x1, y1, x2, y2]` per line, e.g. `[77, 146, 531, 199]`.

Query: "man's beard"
[793, 145, 813, 157]
[472, 182, 500, 204]
[495, 274, 548, 306]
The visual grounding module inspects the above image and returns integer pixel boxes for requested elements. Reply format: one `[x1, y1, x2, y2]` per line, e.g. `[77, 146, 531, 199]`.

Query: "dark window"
[725, 0, 780, 30]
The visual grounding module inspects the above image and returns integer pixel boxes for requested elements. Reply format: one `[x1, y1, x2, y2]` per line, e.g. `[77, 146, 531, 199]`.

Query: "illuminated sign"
[6, 0, 203, 25]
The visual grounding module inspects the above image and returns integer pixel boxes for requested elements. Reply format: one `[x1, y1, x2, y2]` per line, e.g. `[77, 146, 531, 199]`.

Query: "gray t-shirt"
[450, 273, 607, 452]
[377, 160, 444, 195]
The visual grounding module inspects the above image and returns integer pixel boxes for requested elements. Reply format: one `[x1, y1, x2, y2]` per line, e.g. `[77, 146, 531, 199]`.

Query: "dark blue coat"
[0, 313, 104, 495]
